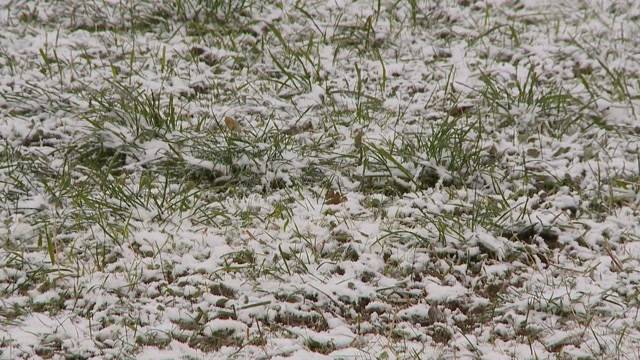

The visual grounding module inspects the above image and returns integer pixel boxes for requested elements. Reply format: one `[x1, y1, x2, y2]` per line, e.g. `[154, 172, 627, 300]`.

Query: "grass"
[1, 0, 640, 359]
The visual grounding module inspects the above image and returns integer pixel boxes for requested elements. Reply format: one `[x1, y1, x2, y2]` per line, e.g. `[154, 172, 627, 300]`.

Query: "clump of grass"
[1, 0, 639, 358]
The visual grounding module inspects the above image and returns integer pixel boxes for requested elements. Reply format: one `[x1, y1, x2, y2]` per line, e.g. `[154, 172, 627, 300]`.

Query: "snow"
[425, 282, 468, 303]
[1, 0, 640, 358]
[203, 319, 248, 336]
[137, 341, 206, 360]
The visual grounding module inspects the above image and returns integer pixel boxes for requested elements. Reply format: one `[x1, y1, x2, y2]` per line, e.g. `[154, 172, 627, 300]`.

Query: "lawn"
[1, 0, 639, 359]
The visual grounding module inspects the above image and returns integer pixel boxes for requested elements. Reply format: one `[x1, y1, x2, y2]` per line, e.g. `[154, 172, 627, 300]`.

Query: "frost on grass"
[1, 0, 640, 359]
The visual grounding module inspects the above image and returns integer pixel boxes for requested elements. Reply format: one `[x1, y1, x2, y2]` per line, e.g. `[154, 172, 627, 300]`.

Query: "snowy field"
[1, 0, 639, 359]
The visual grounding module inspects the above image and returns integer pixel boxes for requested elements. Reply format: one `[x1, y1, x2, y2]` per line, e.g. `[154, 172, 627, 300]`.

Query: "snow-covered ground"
[1, 0, 639, 359]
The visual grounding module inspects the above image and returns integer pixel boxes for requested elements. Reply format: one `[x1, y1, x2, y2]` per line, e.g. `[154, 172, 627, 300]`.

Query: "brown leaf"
[324, 190, 347, 205]
[448, 104, 473, 117]
[190, 46, 206, 57]
[224, 116, 240, 132]
[353, 129, 363, 149]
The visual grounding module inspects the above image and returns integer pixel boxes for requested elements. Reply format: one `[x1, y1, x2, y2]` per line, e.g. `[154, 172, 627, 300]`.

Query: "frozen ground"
[1, 0, 639, 359]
